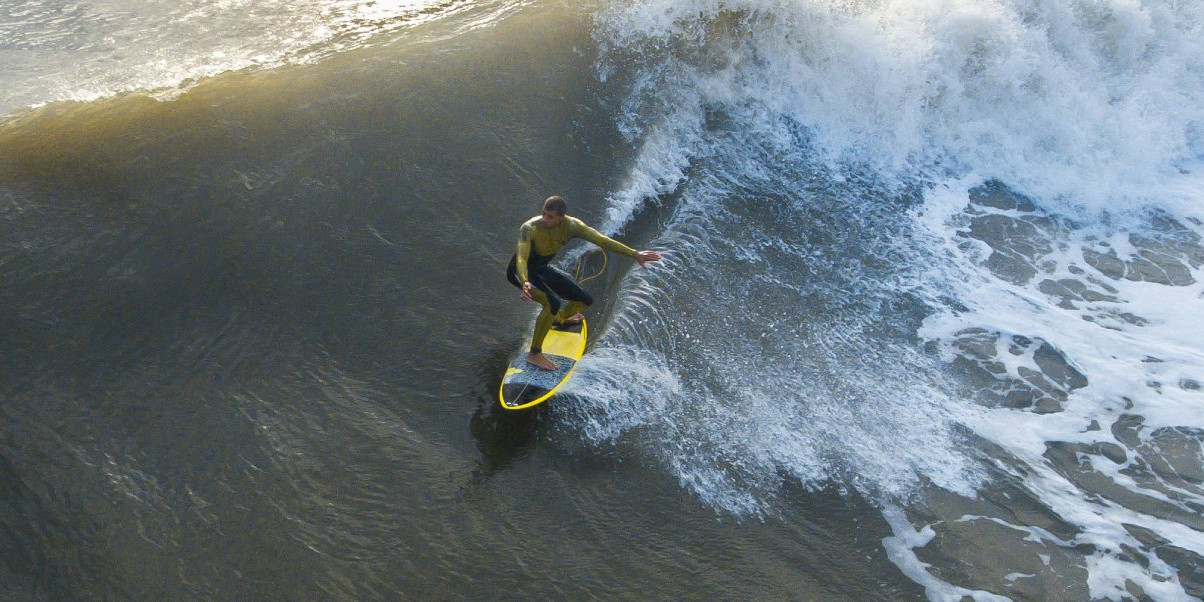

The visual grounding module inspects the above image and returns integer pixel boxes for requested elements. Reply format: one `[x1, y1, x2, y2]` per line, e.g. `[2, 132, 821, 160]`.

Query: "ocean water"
[2, 0, 1203, 599]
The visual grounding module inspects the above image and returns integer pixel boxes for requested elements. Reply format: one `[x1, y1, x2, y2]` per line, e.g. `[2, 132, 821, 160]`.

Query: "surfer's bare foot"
[526, 352, 557, 371]
[561, 313, 584, 325]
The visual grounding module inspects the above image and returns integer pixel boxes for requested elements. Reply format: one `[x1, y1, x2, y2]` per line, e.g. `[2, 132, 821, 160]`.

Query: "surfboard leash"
[575, 250, 608, 285]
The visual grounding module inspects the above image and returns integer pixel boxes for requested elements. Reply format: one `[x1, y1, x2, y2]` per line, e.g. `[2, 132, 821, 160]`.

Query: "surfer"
[507, 195, 662, 370]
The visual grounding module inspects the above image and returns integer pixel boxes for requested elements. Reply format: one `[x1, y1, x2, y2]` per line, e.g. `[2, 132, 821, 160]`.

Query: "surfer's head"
[540, 195, 567, 227]
[543, 195, 567, 215]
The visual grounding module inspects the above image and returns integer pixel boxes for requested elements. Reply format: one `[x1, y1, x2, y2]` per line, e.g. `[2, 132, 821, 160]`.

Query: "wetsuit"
[506, 215, 638, 353]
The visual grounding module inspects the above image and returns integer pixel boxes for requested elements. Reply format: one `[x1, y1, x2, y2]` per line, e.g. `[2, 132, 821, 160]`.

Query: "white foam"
[595, 0, 1204, 216]
[912, 179, 1204, 596]
[592, 0, 1204, 596]
[882, 506, 1012, 601]
[0, 0, 484, 117]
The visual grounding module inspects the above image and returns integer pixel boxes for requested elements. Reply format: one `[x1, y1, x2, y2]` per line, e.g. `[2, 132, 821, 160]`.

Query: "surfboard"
[498, 319, 587, 410]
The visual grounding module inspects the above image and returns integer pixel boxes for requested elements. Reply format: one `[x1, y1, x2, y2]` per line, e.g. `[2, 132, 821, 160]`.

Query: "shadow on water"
[465, 342, 552, 474]
[469, 402, 549, 467]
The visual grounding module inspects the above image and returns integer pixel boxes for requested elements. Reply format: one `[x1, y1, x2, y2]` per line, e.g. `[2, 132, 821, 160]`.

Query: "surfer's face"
[539, 208, 565, 227]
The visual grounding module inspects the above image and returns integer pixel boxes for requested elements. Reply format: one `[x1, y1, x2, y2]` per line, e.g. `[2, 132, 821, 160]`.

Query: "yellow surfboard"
[498, 320, 587, 410]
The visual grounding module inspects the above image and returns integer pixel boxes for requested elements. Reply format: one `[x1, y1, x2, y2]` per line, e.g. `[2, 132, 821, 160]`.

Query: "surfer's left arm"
[572, 218, 662, 267]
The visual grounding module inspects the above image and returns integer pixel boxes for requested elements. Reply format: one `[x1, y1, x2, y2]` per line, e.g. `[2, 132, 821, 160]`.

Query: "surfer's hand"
[521, 281, 533, 302]
[636, 250, 662, 268]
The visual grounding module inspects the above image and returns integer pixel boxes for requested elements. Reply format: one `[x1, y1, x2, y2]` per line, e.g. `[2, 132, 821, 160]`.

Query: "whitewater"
[0, 0, 504, 116]
[566, 0, 1204, 598]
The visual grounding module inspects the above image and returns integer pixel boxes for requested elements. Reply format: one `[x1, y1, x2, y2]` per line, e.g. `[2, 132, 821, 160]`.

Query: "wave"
[592, 0, 1204, 218]
[0, 0, 513, 119]
[579, 0, 1204, 597]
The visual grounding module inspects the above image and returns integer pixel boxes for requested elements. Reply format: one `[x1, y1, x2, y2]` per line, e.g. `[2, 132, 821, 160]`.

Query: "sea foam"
[583, 0, 1204, 597]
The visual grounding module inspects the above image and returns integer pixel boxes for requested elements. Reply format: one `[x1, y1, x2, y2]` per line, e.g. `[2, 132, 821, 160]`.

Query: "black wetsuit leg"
[533, 265, 592, 317]
[506, 254, 593, 314]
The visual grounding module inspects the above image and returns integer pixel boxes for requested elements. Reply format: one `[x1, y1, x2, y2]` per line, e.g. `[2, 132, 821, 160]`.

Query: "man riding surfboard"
[507, 195, 662, 370]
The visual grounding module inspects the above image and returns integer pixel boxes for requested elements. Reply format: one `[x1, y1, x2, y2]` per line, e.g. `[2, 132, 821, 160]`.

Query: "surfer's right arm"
[516, 222, 534, 301]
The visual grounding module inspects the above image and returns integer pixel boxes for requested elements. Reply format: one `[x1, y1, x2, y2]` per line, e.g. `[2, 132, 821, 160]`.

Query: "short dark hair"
[542, 195, 567, 215]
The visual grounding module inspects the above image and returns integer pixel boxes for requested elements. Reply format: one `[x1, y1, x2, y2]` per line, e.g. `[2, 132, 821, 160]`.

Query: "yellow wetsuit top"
[515, 215, 638, 282]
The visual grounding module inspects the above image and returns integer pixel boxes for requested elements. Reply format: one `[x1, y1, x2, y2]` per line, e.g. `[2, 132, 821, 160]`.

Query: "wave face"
[576, 0, 1204, 598]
